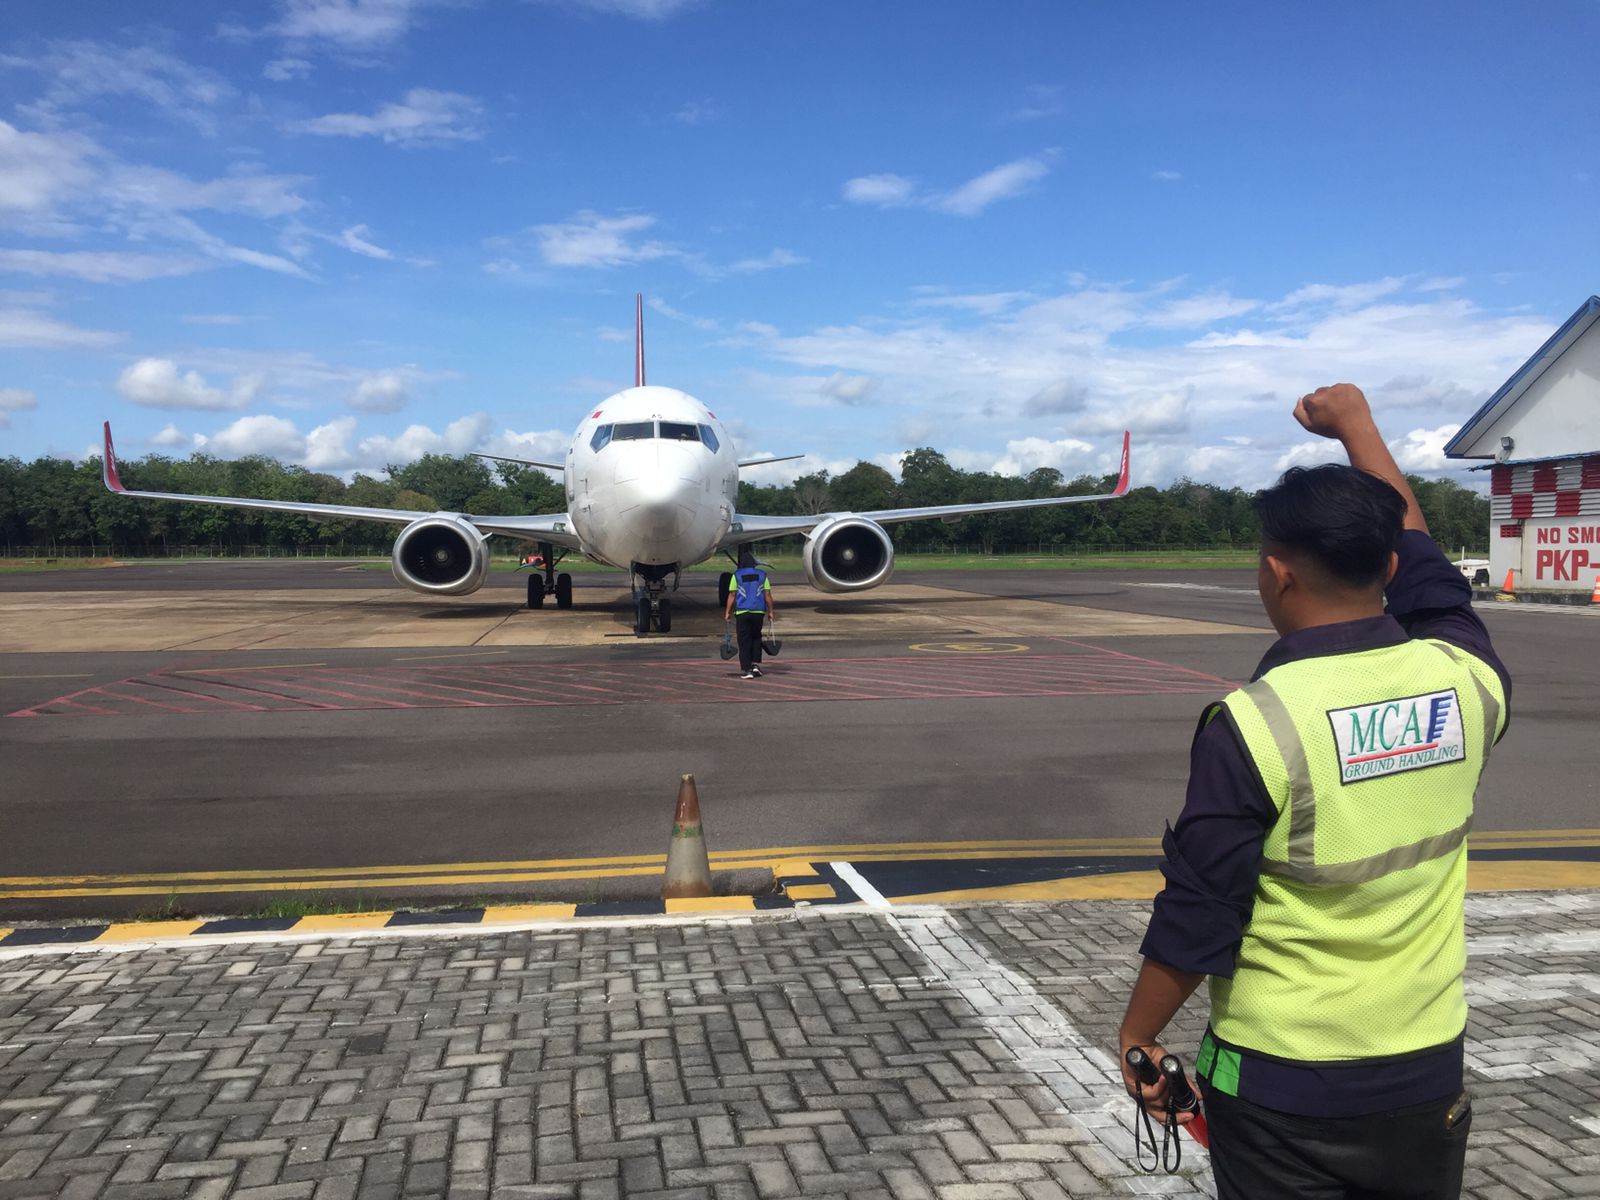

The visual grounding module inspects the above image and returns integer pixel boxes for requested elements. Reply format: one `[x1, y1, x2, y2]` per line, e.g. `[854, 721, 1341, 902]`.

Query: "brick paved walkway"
[1, 894, 1597, 1198]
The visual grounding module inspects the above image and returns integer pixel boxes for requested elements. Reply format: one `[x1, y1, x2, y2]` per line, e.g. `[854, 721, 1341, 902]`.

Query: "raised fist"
[1293, 383, 1377, 442]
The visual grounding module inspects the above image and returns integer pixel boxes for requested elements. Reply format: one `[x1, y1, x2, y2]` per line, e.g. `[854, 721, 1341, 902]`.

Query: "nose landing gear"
[631, 562, 680, 635]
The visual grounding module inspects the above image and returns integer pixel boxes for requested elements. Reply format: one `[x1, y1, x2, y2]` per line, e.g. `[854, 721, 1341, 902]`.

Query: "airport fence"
[3, 544, 394, 560]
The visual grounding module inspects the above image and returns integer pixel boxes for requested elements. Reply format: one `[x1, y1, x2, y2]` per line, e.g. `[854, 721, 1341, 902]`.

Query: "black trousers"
[1206, 1088, 1471, 1200]
[735, 612, 765, 671]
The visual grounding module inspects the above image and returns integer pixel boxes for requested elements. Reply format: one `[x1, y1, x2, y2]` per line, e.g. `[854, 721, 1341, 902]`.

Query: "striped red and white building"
[1447, 295, 1600, 597]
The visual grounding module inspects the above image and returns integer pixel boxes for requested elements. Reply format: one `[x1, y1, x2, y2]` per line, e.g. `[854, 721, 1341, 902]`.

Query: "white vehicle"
[1453, 557, 1491, 586]
[103, 296, 1131, 635]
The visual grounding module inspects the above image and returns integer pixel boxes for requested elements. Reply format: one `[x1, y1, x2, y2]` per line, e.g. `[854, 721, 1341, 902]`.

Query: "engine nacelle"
[802, 517, 895, 593]
[391, 516, 491, 596]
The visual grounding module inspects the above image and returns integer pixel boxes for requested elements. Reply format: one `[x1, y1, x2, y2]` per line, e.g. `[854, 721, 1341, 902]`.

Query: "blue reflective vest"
[733, 568, 767, 613]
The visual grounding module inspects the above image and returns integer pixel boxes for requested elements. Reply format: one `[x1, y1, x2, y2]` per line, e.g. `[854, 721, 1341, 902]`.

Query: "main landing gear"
[525, 541, 573, 611]
[631, 562, 680, 636]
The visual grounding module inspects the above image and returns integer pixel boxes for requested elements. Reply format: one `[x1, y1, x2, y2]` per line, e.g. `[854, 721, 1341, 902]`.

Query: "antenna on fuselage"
[635, 293, 645, 388]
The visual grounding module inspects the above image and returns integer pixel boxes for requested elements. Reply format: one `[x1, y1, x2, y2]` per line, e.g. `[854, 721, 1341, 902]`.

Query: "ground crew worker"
[1118, 383, 1510, 1198]
[724, 547, 774, 679]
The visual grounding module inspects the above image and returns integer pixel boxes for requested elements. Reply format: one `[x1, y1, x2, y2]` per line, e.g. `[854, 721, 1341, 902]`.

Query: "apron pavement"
[0, 895, 1595, 1199]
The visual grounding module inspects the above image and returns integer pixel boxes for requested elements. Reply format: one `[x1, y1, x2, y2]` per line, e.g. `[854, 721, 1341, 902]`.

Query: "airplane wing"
[720, 431, 1130, 548]
[471, 451, 564, 472]
[737, 454, 805, 469]
[99, 423, 584, 550]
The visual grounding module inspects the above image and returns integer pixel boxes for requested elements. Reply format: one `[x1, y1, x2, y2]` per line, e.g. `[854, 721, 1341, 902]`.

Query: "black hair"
[738, 547, 756, 568]
[1255, 464, 1406, 589]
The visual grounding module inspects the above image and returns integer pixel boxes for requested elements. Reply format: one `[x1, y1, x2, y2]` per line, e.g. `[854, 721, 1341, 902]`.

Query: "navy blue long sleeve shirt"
[1140, 530, 1510, 1116]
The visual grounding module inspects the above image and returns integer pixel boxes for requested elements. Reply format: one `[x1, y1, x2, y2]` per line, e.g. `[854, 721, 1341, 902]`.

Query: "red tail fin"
[635, 293, 646, 388]
[102, 422, 126, 493]
[1112, 431, 1131, 495]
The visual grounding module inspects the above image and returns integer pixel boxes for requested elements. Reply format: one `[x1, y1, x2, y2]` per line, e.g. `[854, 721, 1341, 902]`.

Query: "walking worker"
[724, 547, 774, 679]
[1118, 384, 1510, 1198]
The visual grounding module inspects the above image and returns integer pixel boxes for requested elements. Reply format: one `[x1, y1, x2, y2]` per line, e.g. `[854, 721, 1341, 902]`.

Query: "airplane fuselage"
[564, 385, 737, 571]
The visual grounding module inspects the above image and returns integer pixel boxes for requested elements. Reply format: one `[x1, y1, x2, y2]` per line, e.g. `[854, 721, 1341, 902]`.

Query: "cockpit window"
[698, 424, 720, 452]
[659, 421, 700, 442]
[612, 421, 654, 441]
[589, 424, 613, 452]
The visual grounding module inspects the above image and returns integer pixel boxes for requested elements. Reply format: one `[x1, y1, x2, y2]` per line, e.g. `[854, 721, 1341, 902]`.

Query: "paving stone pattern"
[0, 894, 1595, 1198]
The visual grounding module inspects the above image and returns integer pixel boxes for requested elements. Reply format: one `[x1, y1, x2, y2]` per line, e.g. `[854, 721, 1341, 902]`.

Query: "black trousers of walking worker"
[734, 612, 765, 672]
[1205, 1087, 1471, 1200]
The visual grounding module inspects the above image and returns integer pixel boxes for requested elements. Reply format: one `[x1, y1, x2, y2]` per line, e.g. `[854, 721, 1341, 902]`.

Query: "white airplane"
[103, 296, 1131, 634]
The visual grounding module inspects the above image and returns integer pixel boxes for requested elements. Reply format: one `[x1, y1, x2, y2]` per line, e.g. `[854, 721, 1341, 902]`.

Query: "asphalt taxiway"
[1, 561, 1596, 920]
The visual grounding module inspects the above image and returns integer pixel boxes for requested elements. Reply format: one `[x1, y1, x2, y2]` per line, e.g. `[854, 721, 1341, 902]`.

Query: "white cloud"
[338, 224, 393, 259]
[729, 248, 806, 274]
[819, 373, 878, 406]
[843, 173, 916, 207]
[115, 358, 262, 411]
[647, 296, 718, 331]
[293, 89, 483, 144]
[9, 41, 233, 133]
[351, 371, 409, 412]
[672, 98, 718, 125]
[181, 313, 245, 326]
[936, 154, 1052, 216]
[844, 154, 1053, 217]
[106, 165, 309, 218]
[1004, 85, 1066, 123]
[149, 423, 200, 449]
[265, 0, 441, 47]
[990, 436, 1095, 477]
[0, 249, 205, 283]
[0, 306, 122, 348]
[305, 416, 359, 469]
[1388, 424, 1464, 474]
[0, 121, 96, 213]
[536, 212, 676, 268]
[208, 414, 306, 459]
[739, 278, 1550, 488]
[1152, 170, 1183, 182]
[360, 413, 492, 466]
[560, 0, 705, 18]
[0, 387, 36, 430]
[264, 56, 313, 81]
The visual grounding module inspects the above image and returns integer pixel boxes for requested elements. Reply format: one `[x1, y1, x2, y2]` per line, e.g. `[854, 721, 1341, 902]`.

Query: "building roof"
[1445, 294, 1600, 461]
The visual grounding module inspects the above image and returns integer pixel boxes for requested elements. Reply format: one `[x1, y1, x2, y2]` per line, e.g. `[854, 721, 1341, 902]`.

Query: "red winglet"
[102, 421, 126, 492]
[1112, 431, 1131, 496]
[634, 292, 646, 388]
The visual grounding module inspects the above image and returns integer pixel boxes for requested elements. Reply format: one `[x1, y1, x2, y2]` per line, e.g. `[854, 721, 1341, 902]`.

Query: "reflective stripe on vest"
[734, 569, 766, 611]
[1237, 640, 1503, 887]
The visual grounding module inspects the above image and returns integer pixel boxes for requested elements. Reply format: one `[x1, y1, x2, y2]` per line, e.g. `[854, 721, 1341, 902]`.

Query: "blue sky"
[1, 0, 1596, 491]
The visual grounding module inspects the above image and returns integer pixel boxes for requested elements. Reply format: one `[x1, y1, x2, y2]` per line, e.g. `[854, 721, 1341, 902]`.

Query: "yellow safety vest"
[1208, 638, 1506, 1062]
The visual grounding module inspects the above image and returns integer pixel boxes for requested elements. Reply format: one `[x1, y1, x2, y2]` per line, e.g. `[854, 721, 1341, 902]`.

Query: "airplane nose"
[619, 472, 698, 539]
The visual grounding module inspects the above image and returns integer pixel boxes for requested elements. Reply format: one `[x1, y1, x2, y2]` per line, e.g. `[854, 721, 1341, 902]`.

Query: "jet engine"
[391, 516, 491, 596]
[802, 516, 895, 593]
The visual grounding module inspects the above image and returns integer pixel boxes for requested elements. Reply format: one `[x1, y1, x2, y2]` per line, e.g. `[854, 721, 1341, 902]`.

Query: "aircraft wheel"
[656, 598, 672, 634]
[555, 573, 573, 609]
[527, 576, 545, 609]
[635, 595, 652, 636]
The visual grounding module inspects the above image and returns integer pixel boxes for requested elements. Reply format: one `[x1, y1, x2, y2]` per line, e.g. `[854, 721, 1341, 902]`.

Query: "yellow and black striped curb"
[2, 832, 1596, 950]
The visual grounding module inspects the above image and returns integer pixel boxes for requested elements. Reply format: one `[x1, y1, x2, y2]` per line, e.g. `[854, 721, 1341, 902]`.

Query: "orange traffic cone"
[1495, 567, 1517, 603]
[663, 774, 712, 899]
[1590, 577, 1600, 605]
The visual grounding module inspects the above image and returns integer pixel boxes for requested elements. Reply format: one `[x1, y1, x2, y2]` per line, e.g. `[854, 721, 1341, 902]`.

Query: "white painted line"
[863, 906, 1213, 1194]
[0, 674, 93, 680]
[830, 861, 890, 908]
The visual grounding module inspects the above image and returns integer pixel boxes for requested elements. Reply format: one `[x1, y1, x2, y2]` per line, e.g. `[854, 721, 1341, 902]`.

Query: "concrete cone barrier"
[663, 773, 713, 899]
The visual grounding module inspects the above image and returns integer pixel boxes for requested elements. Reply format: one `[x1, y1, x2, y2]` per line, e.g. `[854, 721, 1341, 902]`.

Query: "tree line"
[0, 447, 1491, 556]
